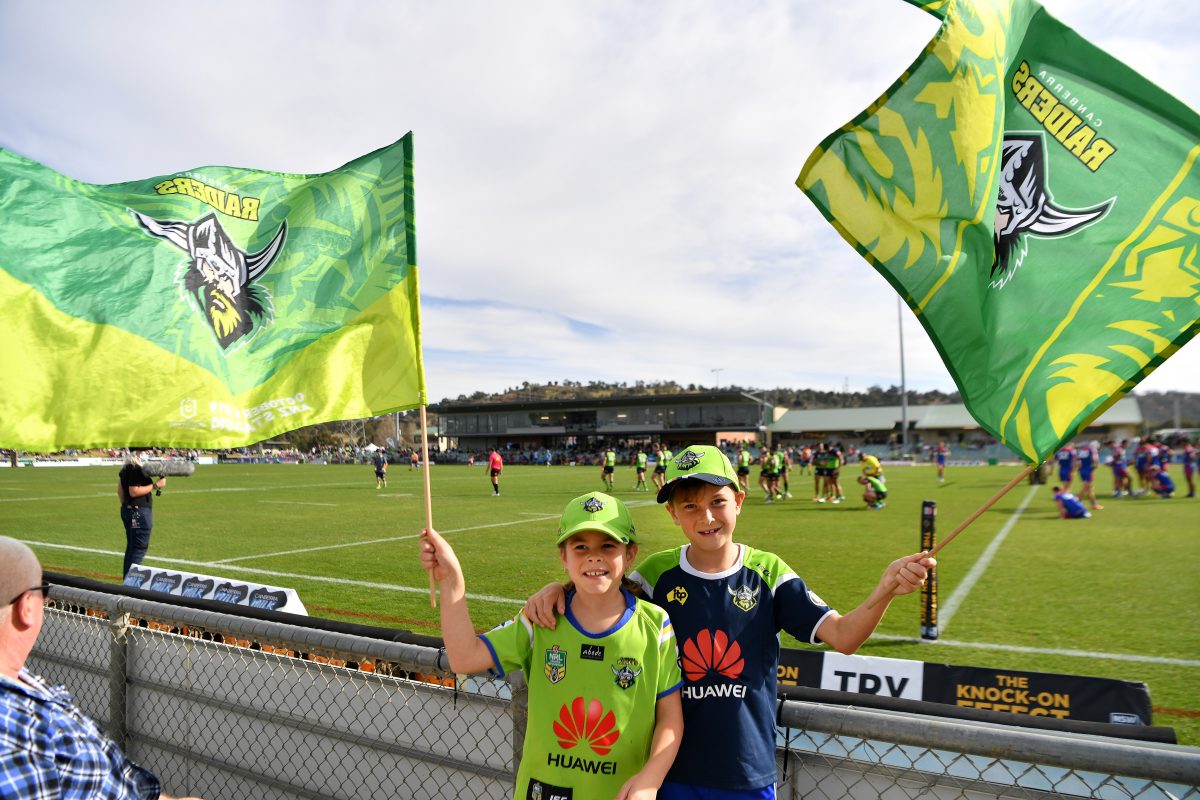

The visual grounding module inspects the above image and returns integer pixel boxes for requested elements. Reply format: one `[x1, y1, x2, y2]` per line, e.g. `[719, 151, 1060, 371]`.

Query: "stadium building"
[768, 395, 1144, 453]
[432, 391, 775, 452]
[435, 391, 1145, 460]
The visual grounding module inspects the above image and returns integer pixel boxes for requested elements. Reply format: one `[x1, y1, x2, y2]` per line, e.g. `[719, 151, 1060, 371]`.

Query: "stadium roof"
[768, 397, 1142, 434]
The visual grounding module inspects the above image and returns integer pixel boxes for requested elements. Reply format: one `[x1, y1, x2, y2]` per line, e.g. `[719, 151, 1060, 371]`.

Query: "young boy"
[421, 492, 684, 800]
[525, 446, 933, 799]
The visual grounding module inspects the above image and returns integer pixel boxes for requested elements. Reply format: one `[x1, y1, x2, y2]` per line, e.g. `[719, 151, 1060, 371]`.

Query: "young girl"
[420, 491, 683, 800]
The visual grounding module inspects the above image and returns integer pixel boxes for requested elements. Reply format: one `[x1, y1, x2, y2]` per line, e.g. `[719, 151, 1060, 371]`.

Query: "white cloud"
[0, 0, 1196, 405]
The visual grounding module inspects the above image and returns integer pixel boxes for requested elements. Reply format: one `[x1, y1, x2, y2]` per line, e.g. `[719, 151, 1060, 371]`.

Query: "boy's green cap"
[656, 445, 742, 503]
[556, 491, 636, 545]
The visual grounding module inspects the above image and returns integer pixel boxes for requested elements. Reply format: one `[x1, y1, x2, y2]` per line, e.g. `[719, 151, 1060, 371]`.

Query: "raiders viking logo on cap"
[674, 450, 702, 471]
[582, 496, 605, 514]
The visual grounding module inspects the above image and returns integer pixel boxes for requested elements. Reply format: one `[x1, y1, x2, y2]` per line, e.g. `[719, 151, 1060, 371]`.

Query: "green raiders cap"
[656, 444, 743, 503]
[556, 491, 637, 545]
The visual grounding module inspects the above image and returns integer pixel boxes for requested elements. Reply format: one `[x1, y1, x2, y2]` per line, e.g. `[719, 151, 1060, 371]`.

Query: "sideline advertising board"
[778, 648, 1152, 725]
[124, 564, 307, 615]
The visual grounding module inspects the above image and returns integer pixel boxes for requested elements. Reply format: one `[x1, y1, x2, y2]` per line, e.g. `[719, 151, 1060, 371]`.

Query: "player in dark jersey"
[1076, 441, 1102, 510]
[1053, 486, 1091, 518]
[1109, 440, 1131, 497]
[1055, 444, 1077, 492]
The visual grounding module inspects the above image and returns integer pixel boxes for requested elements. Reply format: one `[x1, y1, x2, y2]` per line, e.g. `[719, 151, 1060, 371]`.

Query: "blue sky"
[1, 0, 1196, 403]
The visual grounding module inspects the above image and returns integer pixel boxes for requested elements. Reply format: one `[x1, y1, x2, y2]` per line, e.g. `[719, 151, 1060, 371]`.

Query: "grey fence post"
[107, 607, 131, 749]
[510, 671, 528, 779]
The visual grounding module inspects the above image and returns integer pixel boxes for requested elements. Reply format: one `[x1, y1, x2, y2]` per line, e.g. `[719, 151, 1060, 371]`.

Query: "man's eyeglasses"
[7, 582, 50, 606]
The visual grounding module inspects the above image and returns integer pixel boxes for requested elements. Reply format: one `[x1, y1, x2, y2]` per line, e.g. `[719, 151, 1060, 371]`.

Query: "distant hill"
[1133, 391, 1200, 429]
[439, 380, 960, 408]
[438, 381, 1199, 427]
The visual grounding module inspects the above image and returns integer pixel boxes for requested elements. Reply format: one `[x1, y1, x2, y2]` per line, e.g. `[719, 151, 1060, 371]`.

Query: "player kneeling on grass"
[1147, 465, 1176, 499]
[858, 455, 887, 510]
[522, 445, 934, 800]
[1053, 486, 1091, 519]
[420, 492, 683, 800]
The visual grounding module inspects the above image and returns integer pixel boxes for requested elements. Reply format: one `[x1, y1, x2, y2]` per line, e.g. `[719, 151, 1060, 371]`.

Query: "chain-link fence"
[31, 585, 1200, 799]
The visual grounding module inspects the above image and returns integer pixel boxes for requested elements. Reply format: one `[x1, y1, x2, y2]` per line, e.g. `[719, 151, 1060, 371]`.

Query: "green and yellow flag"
[799, 0, 1199, 463]
[0, 135, 425, 450]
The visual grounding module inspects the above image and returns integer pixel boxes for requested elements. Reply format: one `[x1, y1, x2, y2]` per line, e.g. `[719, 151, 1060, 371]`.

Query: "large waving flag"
[0, 135, 425, 450]
[798, 0, 1199, 463]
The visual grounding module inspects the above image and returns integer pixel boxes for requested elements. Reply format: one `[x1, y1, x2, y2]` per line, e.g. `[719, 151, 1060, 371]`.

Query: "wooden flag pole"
[419, 405, 437, 608]
[867, 462, 1038, 608]
[930, 463, 1037, 557]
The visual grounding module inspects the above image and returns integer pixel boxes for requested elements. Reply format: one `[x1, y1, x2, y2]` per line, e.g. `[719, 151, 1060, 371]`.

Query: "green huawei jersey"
[636, 452, 648, 469]
[480, 589, 682, 800]
[605, 450, 617, 467]
[738, 451, 751, 468]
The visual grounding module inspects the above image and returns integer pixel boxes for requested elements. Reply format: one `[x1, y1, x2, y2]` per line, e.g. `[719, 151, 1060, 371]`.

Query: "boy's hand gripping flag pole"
[799, 0, 1200, 582]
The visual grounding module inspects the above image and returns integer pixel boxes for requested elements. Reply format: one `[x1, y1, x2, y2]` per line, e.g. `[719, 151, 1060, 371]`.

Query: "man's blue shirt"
[0, 669, 161, 799]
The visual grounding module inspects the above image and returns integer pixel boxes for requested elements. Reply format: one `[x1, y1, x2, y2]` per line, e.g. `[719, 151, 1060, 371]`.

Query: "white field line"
[869, 633, 1200, 668]
[938, 484, 1041, 634]
[213, 512, 563, 563]
[25, 538, 1198, 669]
[216, 498, 660, 565]
[262, 500, 339, 507]
[24, 539, 518, 604]
[0, 473, 566, 505]
[0, 482, 389, 503]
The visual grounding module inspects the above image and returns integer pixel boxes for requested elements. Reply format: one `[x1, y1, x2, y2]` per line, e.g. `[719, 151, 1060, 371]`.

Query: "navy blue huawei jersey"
[631, 544, 833, 791]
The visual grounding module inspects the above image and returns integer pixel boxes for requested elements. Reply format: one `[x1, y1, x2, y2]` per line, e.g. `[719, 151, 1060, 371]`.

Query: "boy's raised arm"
[522, 581, 567, 629]
[816, 551, 935, 655]
[419, 528, 496, 674]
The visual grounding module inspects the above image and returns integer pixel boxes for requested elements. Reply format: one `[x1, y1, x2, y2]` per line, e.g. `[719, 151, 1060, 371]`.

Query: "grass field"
[4, 460, 1198, 744]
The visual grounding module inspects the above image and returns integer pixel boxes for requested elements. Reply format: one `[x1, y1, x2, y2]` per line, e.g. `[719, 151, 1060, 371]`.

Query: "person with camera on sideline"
[118, 451, 165, 580]
[0, 537, 203, 799]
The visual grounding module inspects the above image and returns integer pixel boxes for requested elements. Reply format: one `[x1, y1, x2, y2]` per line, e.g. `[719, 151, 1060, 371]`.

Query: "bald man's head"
[0, 537, 41, 605]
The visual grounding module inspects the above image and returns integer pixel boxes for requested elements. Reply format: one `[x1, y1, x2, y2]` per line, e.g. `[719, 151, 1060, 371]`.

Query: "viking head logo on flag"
[991, 134, 1112, 289]
[131, 210, 287, 349]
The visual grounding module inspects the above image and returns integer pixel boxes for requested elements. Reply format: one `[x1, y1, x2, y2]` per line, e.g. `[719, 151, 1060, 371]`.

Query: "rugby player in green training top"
[602, 448, 618, 491]
[633, 449, 650, 492]
[420, 492, 683, 800]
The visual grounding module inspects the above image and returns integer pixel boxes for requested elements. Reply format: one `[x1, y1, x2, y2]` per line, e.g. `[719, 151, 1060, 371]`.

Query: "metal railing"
[30, 585, 1200, 799]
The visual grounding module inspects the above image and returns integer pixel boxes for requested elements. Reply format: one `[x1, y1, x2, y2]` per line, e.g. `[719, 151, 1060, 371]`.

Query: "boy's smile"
[665, 482, 744, 571]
